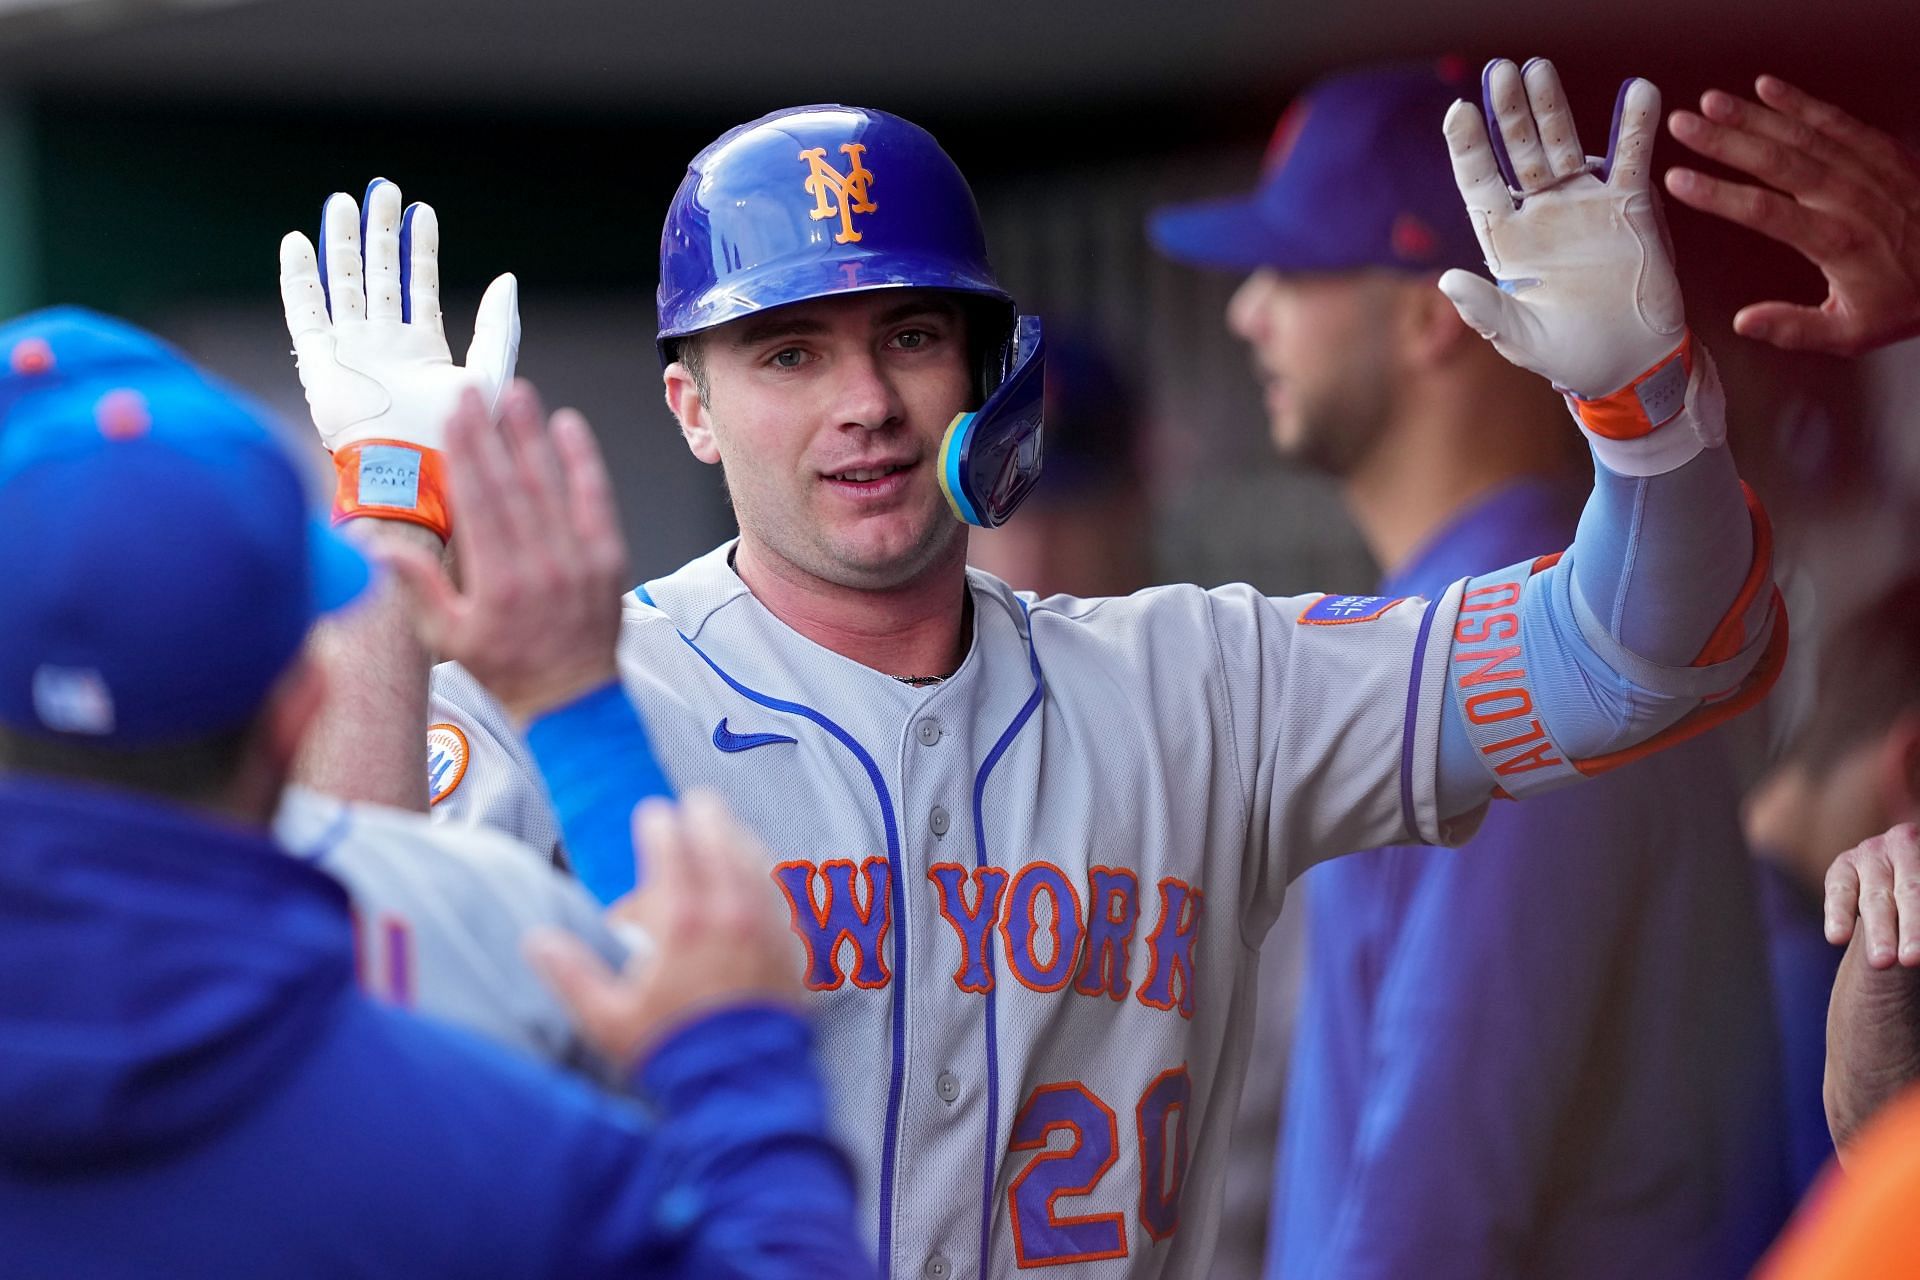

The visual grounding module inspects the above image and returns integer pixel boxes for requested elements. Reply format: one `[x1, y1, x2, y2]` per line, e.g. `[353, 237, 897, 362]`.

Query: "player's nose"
[830, 349, 905, 433]
[1227, 270, 1277, 344]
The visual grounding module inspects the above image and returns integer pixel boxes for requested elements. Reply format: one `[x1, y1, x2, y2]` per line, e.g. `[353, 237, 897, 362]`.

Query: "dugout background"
[0, 2, 1914, 1273]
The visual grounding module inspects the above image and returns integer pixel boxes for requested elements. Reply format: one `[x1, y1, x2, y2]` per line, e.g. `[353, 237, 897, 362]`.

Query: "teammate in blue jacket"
[0, 310, 867, 1280]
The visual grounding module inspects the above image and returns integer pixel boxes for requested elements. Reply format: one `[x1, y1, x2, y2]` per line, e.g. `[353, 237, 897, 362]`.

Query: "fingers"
[1758, 74, 1920, 191]
[1732, 300, 1854, 355]
[1889, 824, 1920, 966]
[1827, 849, 1862, 946]
[361, 178, 405, 323]
[1485, 59, 1552, 193]
[1603, 77, 1662, 192]
[442, 387, 528, 584]
[1668, 100, 1841, 202]
[1662, 165, 1855, 263]
[632, 795, 698, 922]
[1437, 268, 1524, 343]
[1851, 834, 1900, 967]
[524, 929, 627, 1047]
[401, 202, 442, 332]
[467, 272, 522, 408]
[1523, 57, 1586, 180]
[550, 406, 631, 587]
[278, 232, 330, 352]
[498, 380, 568, 531]
[1444, 95, 1511, 254]
[319, 191, 367, 322]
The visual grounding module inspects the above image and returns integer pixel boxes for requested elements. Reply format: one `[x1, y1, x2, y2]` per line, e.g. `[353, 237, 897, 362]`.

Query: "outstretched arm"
[1428, 58, 1781, 819]
[279, 177, 520, 809]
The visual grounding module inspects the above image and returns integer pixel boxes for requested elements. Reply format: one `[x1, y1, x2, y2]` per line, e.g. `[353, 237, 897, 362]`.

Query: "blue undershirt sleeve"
[1433, 442, 1776, 821]
[524, 681, 676, 903]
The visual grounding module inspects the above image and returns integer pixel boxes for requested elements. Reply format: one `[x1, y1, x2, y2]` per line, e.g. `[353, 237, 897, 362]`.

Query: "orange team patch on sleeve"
[426, 723, 470, 806]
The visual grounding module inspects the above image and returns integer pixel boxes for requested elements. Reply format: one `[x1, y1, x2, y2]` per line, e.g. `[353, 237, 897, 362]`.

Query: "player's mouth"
[821, 460, 917, 501]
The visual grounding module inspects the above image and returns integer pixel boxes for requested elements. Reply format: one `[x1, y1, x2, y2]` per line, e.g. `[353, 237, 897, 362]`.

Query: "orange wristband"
[331, 440, 451, 541]
[1567, 334, 1694, 441]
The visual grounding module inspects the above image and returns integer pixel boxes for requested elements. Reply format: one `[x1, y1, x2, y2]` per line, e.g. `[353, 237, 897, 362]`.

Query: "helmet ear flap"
[939, 316, 1046, 529]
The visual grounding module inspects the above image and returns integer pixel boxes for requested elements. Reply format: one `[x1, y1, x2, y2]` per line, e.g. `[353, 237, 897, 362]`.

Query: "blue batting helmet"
[657, 104, 1046, 529]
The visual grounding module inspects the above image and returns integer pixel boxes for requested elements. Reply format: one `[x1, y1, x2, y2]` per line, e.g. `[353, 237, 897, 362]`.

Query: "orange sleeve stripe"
[1691, 483, 1773, 668]
[1571, 585, 1787, 779]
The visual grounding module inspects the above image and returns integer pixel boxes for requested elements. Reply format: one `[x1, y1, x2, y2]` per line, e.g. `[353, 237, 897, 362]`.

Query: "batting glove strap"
[330, 439, 451, 540]
[1562, 334, 1729, 478]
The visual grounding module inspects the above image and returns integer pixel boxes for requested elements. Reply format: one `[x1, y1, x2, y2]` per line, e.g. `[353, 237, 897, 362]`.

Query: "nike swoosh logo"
[712, 718, 798, 753]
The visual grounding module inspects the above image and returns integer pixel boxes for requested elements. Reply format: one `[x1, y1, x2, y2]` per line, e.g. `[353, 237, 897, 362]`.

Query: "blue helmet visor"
[939, 316, 1044, 529]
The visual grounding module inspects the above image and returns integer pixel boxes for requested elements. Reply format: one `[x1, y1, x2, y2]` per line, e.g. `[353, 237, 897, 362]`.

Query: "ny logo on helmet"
[800, 143, 878, 244]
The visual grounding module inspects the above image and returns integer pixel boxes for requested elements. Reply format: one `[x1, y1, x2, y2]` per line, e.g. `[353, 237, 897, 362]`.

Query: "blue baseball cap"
[0, 308, 370, 746]
[1150, 59, 1485, 276]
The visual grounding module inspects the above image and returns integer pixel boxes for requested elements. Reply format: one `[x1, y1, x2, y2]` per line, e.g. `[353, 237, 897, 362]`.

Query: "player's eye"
[890, 327, 937, 352]
[768, 347, 808, 369]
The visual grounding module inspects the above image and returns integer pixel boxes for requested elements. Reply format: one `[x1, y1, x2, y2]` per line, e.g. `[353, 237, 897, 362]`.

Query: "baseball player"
[283, 60, 1784, 1278]
[0, 309, 866, 1278]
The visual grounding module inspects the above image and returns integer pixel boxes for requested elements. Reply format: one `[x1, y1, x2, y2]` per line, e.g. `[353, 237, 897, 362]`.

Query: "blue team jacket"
[1269, 482, 1792, 1280]
[0, 776, 869, 1280]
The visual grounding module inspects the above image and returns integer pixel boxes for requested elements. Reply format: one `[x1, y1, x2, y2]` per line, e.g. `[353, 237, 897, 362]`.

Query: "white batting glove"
[279, 178, 520, 537]
[1441, 59, 1724, 476]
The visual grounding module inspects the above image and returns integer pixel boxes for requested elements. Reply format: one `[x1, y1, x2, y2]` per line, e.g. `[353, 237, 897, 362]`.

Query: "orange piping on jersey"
[1691, 484, 1773, 667]
[1136, 878, 1202, 1019]
[1073, 866, 1141, 1002]
[773, 857, 893, 991]
[1136, 1064, 1193, 1243]
[999, 861, 1086, 994]
[1007, 1082, 1129, 1267]
[1572, 585, 1788, 778]
[929, 862, 1009, 995]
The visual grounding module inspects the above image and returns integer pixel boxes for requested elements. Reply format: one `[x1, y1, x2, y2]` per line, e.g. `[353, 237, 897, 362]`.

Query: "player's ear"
[1402, 274, 1475, 370]
[664, 363, 721, 466]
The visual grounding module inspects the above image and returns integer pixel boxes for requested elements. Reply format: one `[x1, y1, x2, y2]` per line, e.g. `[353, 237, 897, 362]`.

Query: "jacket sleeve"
[553, 1005, 871, 1280]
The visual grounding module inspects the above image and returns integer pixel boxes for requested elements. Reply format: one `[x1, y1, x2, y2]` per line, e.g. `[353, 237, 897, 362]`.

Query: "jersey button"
[929, 805, 950, 838]
[916, 716, 943, 746]
[924, 1254, 951, 1280]
[936, 1070, 960, 1104]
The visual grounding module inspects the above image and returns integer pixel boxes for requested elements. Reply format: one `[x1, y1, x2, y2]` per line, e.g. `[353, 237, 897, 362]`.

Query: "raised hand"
[279, 177, 520, 459]
[1439, 58, 1686, 400]
[1666, 76, 1920, 357]
[378, 379, 629, 724]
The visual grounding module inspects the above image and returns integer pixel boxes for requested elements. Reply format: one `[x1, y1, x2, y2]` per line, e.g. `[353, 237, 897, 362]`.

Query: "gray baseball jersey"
[275, 785, 626, 1072]
[428, 541, 1475, 1279]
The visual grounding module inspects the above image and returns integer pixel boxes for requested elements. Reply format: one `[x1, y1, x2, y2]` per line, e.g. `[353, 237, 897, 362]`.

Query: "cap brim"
[1149, 196, 1308, 273]
[308, 517, 373, 617]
